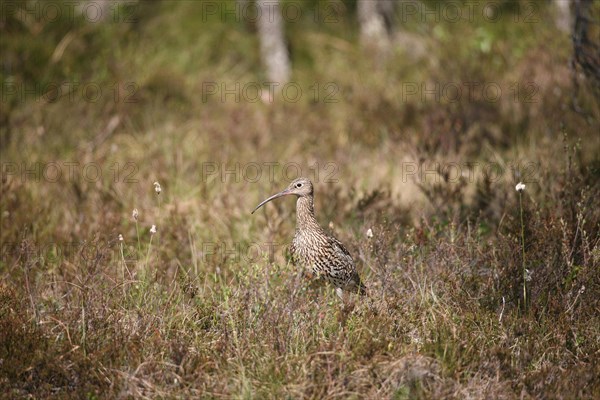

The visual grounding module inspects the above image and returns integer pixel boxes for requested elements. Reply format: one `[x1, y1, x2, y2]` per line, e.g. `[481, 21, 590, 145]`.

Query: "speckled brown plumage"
[252, 177, 367, 298]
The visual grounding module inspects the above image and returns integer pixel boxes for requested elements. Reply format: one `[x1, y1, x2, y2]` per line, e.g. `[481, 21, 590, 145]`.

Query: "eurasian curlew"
[252, 177, 367, 300]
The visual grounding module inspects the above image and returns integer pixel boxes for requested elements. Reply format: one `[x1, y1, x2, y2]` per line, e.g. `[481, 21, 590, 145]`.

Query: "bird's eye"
[296, 183, 302, 188]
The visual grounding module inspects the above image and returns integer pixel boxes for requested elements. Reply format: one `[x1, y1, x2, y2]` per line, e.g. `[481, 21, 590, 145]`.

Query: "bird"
[251, 177, 367, 300]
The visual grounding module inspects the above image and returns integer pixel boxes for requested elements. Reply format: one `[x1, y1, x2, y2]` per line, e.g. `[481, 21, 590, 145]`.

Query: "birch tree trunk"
[78, 0, 112, 22]
[256, 0, 290, 83]
[554, 0, 572, 33]
[357, 0, 394, 50]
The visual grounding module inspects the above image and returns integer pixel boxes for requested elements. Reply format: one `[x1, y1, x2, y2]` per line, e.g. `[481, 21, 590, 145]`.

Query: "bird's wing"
[328, 235, 353, 261]
[328, 236, 367, 294]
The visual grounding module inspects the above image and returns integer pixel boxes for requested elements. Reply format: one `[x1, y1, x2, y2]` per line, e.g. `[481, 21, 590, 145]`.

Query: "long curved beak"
[251, 189, 291, 214]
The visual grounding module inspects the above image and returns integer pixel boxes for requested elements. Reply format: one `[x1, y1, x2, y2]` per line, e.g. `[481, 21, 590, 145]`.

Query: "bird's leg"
[336, 288, 356, 322]
[336, 287, 353, 309]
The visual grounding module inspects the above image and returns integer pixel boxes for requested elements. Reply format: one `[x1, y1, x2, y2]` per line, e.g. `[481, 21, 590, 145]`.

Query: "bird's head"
[251, 177, 313, 214]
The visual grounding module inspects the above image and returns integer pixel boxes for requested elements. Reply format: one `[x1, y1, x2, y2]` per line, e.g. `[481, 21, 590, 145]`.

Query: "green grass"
[1, 0, 599, 398]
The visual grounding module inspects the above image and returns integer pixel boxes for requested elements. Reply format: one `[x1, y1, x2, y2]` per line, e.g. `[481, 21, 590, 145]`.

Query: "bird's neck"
[296, 195, 321, 232]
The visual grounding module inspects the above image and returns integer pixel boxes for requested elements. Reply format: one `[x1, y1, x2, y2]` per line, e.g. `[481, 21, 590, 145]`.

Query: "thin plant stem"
[22, 262, 38, 324]
[135, 220, 141, 256]
[519, 192, 527, 311]
[156, 196, 162, 247]
[145, 234, 155, 270]
[81, 299, 86, 357]
[119, 241, 129, 297]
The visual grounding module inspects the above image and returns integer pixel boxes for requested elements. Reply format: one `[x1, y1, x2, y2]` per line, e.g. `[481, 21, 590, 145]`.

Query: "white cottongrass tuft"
[366, 228, 374, 239]
[150, 224, 157, 234]
[132, 208, 139, 220]
[515, 182, 526, 192]
[153, 181, 162, 194]
[118, 234, 124, 242]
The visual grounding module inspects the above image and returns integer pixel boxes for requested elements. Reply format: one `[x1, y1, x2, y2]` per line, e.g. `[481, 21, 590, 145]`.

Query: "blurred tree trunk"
[357, 0, 395, 51]
[78, 0, 112, 22]
[554, 0, 572, 33]
[571, 0, 600, 99]
[256, 0, 290, 83]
